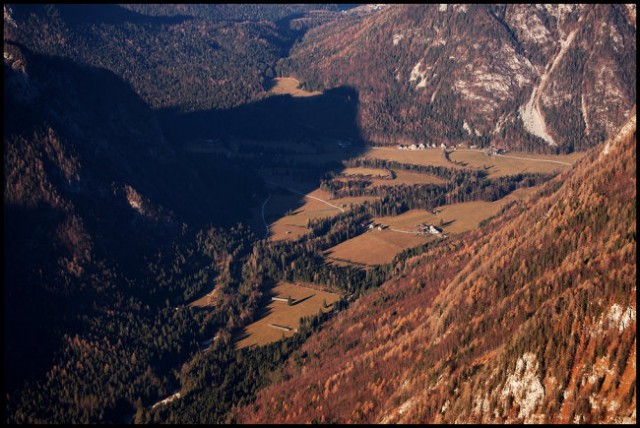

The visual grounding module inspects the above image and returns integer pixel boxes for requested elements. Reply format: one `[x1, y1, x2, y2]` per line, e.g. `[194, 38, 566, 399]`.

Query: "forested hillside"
[279, 4, 636, 152]
[3, 4, 635, 424]
[241, 115, 636, 423]
[4, 4, 344, 112]
[3, 40, 261, 423]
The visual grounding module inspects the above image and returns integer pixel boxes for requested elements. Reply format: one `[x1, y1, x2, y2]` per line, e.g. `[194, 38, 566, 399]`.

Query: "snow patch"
[501, 353, 545, 422]
[438, 4, 448, 12]
[393, 33, 404, 46]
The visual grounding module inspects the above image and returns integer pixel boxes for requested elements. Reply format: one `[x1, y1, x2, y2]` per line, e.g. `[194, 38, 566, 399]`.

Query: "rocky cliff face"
[240, 116, 636, 424]
[280, 4, 636, 152]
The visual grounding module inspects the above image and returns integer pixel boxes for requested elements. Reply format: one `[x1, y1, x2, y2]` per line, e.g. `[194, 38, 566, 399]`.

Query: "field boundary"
[265, 181, 345, 213]
[494, 153, 572, 166]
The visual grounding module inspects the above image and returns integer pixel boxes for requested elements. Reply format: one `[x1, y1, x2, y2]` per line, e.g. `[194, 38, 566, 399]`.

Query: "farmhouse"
[429, 225, 442, 234]
[418, 224, 443, 235]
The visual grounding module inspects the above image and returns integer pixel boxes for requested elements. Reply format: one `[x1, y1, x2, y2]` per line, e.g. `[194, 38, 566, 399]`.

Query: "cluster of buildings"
[396, 142, 506, 154]
[360, 221, 386, 231]
[397, 142, 444, 150]
[417, 224, 443, 235]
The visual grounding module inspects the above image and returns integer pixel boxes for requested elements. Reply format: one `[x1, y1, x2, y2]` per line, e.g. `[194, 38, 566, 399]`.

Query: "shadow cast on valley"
[157, 84, 367, 239]
[11, 4, 193, 27]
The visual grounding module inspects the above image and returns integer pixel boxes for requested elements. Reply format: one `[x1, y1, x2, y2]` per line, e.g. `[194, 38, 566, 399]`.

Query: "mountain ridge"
[240, 114, 636, 423]
[279, 4, 635, 153]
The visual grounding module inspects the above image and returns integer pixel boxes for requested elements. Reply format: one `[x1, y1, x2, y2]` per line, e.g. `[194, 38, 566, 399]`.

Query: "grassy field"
[503, 151, 586, 163]
[362, 147, 460, 168]
[235, 282, 340, 349]
[374, 185, 542, 235]
[331, 195, 379, 207]
[343, 167, 391, 177]
[263, 184, 376, 241]
[337, 167, 446, 187]
[376, 169, 446, 186]
[324, 229, 431, 266]
[268, 77, 322, 98]
[448, 149, 583, 177]
[264, 188, 338, 241]
[188, 285, 219, 309]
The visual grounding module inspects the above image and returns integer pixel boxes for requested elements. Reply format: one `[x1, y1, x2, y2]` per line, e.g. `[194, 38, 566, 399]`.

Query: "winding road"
[261, 192, 272, 239]
[264, 181, 345, 213]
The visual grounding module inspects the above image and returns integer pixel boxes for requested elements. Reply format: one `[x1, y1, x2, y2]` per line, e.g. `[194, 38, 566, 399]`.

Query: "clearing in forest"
[268, 77, 322, 98]
[263, 183, 377, 242]
[342, 167, 391, 178]
[324, 229, 431, 266]
[235, 282, 340, 349]
[374, 185, 542, 235]
[361, 146, 458, 168]
[448, 150, 584, 177]
[337, 168, 445, 186]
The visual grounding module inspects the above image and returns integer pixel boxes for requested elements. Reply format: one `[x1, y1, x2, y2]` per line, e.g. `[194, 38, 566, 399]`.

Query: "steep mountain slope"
[279, 4, 636, 152]
[3, 4, 328, 112]
[240, 114, 636, 423]
[3, 41, 260, 422]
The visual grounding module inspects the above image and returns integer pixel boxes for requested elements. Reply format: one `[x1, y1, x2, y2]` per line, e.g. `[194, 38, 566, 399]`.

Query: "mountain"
[3, 4, 294, 112]
[3, 40, 260, 422]
[278, 4, 636, 153]
[240, 115, 636, 423]
[3, 4, 356, 113]
[3, 3, 636, 424]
